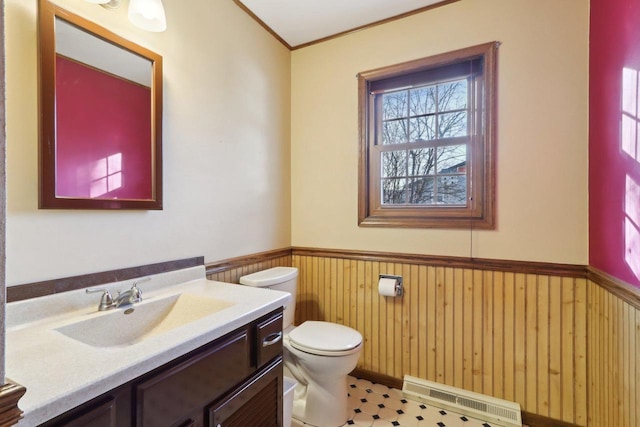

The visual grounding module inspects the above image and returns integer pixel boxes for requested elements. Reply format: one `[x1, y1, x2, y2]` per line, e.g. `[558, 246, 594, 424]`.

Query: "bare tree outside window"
[379, 79, 468, 206]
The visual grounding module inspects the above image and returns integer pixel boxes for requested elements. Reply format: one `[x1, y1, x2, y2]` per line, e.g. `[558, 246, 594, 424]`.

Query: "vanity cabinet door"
[208, 359, 282, 427]
[136, 330, 251, 427]
[47, 397, 116, 427]
[39, 389, 132, 427]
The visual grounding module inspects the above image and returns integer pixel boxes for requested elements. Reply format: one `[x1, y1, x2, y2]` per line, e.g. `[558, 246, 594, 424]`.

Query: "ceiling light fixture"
[100, 0, 121, 9]
[85, 0, 166, 32]
[128, 0, 167, 32]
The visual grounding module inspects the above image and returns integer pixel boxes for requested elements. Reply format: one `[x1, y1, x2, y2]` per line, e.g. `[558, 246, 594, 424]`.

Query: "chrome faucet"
[86, 277, 150, 311]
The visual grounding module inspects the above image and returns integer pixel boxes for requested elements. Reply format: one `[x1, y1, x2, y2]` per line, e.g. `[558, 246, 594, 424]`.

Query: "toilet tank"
[239, 267, 298, 329]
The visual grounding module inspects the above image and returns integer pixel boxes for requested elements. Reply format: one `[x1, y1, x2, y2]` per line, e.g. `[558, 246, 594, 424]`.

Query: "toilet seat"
[288, 321, 362, 356]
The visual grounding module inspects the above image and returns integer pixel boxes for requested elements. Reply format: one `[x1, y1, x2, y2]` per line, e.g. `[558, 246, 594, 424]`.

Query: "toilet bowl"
[283, 321, 362, 426]
[239, 267, 363, 427]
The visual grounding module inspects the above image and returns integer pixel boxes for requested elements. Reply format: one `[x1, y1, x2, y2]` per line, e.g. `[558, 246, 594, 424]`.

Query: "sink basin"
[55, 293, 235, 347]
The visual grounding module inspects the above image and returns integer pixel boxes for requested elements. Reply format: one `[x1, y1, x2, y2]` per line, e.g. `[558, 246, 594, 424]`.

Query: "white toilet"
[239, 267, 363, 427]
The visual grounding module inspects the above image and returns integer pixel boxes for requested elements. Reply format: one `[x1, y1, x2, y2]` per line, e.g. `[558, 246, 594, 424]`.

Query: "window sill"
[358, 214, 495, 230]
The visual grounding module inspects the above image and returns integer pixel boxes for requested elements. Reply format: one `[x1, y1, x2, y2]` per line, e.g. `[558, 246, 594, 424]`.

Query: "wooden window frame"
[358, 42, 497, 229]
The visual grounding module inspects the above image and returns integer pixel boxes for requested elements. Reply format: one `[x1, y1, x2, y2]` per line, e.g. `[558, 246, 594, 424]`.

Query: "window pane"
[437, 111, 467, 138]
[382, 120, 408, 145]
[382, 178, 407, 204]
[437, 175, 467, 205]
[408, 148, 435, 176]
[408, 177, 434, 204]
[438, 79, 468, 112]
[381, 150, 407, 178]
[409, 116, 435, 142]
[409, 86, 436, 116]
[382, 92, 408, 120]
[436, 145, 467, 173]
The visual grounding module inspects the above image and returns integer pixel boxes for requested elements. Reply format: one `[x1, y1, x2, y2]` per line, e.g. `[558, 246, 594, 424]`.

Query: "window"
[358, 42, 497, 229]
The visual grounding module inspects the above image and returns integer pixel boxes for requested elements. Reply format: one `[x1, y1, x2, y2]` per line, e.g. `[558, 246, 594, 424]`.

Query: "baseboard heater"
[402, 375, 522, 427]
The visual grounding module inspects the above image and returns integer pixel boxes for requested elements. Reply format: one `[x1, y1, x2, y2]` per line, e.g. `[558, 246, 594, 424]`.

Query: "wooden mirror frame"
[38, 0, 163, 210]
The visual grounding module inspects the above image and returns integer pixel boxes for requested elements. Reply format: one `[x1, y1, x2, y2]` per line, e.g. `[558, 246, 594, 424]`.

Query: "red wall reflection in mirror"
[55, 55, 152, 200]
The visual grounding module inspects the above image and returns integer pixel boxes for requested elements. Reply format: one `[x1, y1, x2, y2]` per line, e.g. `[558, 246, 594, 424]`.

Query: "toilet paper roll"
[378, 277, 398, 297]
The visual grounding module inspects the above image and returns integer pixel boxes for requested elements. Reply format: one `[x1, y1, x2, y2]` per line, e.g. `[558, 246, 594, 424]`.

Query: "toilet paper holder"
[379, 274, 403, 296]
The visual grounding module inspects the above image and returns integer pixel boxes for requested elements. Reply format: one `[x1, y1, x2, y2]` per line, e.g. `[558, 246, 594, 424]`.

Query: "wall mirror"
[38, 0, 163, 209]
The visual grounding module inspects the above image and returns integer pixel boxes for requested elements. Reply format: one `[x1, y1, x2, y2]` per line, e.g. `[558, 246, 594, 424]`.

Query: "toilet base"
[286, 366, 350, 427]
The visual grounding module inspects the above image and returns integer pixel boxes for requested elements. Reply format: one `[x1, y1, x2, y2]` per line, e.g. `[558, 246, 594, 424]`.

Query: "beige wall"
[291, 0, 589, 265]
[5, 0, 291, 285]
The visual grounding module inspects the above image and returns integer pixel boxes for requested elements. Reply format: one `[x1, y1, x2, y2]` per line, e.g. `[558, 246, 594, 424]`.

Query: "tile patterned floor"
[291, 376, 500, 427]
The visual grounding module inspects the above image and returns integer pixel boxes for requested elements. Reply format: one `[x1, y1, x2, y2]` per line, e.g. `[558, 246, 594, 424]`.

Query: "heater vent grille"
[429, 388, 458, 404]
[458, 396, 488, 413]
[402, 376, 522, 427]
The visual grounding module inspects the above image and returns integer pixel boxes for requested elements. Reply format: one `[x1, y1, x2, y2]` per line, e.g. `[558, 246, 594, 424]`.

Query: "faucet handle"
[130, 285, 143, 302]
[86, 288, 114, 311]
[130, 277, 149, 302]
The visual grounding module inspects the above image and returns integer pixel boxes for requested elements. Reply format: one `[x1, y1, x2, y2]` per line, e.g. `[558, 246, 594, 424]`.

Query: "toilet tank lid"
[239, 267, 298, 287]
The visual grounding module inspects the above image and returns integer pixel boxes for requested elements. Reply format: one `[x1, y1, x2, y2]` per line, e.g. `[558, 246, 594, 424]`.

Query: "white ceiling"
[237, 0, 454, 48]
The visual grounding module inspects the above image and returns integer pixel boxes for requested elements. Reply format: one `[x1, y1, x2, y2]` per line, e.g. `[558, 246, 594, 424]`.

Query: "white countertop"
[5, 266, 290, 426]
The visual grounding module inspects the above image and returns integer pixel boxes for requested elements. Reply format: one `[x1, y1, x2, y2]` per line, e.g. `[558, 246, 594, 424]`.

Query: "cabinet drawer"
[256, 313, 283, 367]
[208, 360, 282, 427]
[136, 330, 250, 427]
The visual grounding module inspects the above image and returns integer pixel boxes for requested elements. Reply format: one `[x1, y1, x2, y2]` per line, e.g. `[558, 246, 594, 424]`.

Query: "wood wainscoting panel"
[205, 248, 292, 284]
[292, 251, 590, 426]
[587, 280, 640, 427]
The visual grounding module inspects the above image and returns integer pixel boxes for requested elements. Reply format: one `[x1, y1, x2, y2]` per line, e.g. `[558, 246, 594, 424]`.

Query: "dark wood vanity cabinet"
[40, 309, 284, 427]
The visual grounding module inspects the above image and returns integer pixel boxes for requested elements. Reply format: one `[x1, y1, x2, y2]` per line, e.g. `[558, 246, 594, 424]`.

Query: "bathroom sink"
[55, 293, 235, 347]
